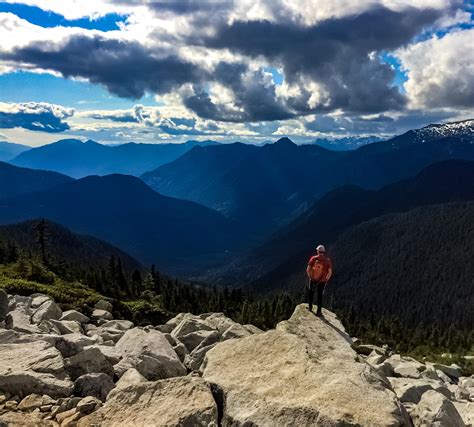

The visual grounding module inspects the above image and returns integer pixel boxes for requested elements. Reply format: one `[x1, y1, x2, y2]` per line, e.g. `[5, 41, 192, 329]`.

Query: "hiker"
[306, 245, 333, 316]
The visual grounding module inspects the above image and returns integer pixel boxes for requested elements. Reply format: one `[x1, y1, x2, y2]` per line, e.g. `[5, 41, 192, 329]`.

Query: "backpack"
[308, 255, 332, 282]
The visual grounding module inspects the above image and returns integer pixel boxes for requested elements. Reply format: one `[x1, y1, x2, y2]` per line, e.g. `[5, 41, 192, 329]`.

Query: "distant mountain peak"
[274, 137, 296, 147]
[414, 119, 474, 141]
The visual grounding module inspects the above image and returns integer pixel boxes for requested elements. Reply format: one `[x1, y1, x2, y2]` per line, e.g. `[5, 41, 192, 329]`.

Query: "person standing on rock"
[306, 245, 333, 316]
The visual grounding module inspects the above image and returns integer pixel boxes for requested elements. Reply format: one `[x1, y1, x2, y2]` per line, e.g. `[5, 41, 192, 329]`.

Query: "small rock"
[76, 396, 102, 415]
[353, 344, 386, 356]
[60, 310, 90, 324]
[115, 368, 147, 390]
[73, 373, 115, 402]
[5, 400, 18, 410]
[56, 407, 77, 423]
[94, 300, 113, 312]
[18, 393, 43, 412]
[91, 309, 113, 322]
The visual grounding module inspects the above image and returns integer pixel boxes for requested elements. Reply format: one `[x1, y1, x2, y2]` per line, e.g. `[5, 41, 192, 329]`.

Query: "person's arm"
[325, 258, 333, 282]
[306, 257, 315, 278]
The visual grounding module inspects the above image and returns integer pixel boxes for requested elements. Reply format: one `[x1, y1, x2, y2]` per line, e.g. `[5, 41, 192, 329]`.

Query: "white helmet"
[316, 245, 325, 253]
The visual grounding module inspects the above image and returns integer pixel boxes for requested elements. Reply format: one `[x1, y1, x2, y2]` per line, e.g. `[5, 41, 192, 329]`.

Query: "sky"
[0, 0, 473, 146]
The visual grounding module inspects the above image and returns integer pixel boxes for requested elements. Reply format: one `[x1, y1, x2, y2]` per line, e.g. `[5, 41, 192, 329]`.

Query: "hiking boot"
[316, 311, 324, 318]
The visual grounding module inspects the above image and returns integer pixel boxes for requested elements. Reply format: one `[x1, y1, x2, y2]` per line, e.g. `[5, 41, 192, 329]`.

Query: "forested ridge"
[305, 202, 473, 358]
[0, 219, 297, 329]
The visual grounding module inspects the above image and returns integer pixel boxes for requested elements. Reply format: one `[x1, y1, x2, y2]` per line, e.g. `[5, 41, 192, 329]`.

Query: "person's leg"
[316, 282, 326, 315]
[307, 280, 315, 311]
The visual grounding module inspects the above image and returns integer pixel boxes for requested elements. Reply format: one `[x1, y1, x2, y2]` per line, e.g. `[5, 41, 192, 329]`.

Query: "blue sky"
[0, 0, 472, 146]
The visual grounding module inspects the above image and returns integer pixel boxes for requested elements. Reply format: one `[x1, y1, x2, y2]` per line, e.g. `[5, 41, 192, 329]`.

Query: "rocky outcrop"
[0, 292, 471, 426]
[202, 305, 410, 426]
[78, 377, 218, 426]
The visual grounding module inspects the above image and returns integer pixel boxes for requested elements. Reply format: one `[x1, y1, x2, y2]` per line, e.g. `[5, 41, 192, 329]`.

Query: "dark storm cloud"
[198, 6, 447, 114]
[0, 103, 73, 133]
[4, 35, 208, 99]
[184, 62, 294, 122]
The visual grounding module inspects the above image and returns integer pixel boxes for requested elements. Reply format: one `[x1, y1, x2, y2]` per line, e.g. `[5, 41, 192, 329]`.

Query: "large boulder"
[411, 390, 465, 426]
[5, 305, 40, 334]
[202, 305, 409, 426]
[54, 333, 96, 358]
[171, 317, 214, 340]
[73, 373, 115, 401]
[78, 377, 218, 426]
[115, 328, 186, 380]
[0, 339, 73, 398]
[432, 363, 463, 380]
[50, 319, 83, 335]
[83, 344, 122, 365]
[64, 347, 114, 380]
[0, 289, 8, 321]
[202, 312, 237, 334]
[179, 329, 217, 352]
[389, 377, 452, 404]
[31, 298, 62, 323]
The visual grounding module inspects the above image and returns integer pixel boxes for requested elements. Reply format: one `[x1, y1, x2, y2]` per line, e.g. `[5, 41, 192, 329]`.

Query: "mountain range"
[0, 141, 29, 162]
[204, 160, 474, 290]
[10, 138, 219, 178]
[0, 173, 249, 275]
[142, 120, 474, 235]
[311, 135, 381, 150]
[0, 161, 73, 200]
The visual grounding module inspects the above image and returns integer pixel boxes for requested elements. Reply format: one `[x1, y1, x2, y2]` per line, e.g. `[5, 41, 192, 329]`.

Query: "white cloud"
[397, 28, 474, 109]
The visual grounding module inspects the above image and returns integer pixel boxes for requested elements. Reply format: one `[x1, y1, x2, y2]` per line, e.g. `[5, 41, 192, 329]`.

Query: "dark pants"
[307, 281, 326, 313]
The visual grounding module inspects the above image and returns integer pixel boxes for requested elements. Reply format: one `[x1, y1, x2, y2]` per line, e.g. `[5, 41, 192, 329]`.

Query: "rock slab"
[202, 305, 409, 426]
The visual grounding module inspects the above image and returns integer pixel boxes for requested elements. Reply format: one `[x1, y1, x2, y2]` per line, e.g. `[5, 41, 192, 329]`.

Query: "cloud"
[3, 34, 208, 99]
[0, 0, 471, 138]
[183, 63, 294, 122]
[304, 110, 456, 135]
[397, 28, 474, 109]
[0, 101, 74, 132]
[198, 6, 454, 115]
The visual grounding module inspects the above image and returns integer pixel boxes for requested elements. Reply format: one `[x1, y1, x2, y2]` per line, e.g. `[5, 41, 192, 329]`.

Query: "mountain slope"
[10, 139, 219, 178]
[0, 219, 141, 272]
[207, 160, 474, 289]
[0, 174, 248, 274]
[142, 120, 474, 235]
[325, 202, 474, 350]
[0, 141, 29, 162]
[0, 161, 73, 200]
